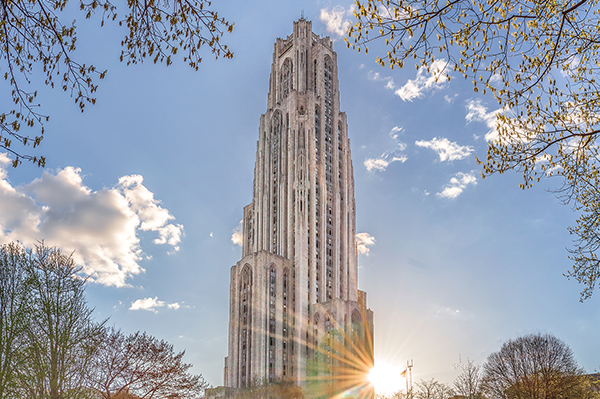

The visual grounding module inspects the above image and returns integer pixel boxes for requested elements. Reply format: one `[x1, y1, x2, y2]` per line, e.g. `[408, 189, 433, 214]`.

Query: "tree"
[87, 328, 131, 399]
[580, 375, 600, 399]
[0, 242, 30, 399]
[481, 333, 589, 399]
[0, 242, 104, 398]
[1, 0, 234, 167]
[88, 328, 209, 399]
[347, 0, 600, 299]
[377, 391, 413, 399]
[1, 242, 210, 398]
[18, 243, 104, 399]
[453, 359, 483, 399]
[415, 378, 454, 399]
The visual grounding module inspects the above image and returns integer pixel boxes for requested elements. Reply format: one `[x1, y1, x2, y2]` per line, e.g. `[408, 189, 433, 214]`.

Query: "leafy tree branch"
[347, 0, 600, 299]
[0, 0, 233, 166]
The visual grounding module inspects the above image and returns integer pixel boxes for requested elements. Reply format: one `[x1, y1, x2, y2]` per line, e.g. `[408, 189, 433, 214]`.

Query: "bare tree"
[415, 378, 454, 399]
[376, 391, 411, 399]
[482, 333, 588, 399]
[87, 328, 131, 399]
[88, 328, 208, 399]
[453, 359, 482, 399]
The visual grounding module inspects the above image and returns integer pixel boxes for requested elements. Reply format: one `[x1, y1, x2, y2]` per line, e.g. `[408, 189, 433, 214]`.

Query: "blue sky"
[1, 0, 598, 389]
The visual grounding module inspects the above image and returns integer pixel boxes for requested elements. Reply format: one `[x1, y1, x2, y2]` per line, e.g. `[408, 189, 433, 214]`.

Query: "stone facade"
[224, 18, 374, 394]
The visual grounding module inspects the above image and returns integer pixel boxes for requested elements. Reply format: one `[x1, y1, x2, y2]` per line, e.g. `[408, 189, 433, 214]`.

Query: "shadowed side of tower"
[223, 18, 374, 398]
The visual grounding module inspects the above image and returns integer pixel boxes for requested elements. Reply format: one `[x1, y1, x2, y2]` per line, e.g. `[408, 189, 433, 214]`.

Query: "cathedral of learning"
[216, 18, 374, 398]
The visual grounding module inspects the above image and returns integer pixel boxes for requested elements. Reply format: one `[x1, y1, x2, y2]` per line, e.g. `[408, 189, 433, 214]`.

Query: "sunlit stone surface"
[223, 18, 374, 396]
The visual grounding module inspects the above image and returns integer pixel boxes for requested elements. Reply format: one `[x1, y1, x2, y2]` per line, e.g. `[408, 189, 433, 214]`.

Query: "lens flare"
[368, 362, 406, 396]
[303, 308, 375, 399]
[223, 305, 375, 398]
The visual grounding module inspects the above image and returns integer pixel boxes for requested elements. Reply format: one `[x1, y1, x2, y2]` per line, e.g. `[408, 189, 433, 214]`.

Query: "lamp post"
[405, 360, 413, 398]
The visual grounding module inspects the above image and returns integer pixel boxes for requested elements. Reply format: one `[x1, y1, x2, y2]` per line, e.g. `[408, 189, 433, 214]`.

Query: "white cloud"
[365, 69, 399, 94]
[437, 171, 478, 199]
[0, 155, 183, 287]
[395, 59, 450, 101]
[320, 6, 354, 38]
[415, 137, 474, 162]
[364, 155, 408, 172]
[367, 70, 395, 89]
[389, 126, 403, 140]
[444, 94, 458, 103]
[129, 296, 181, 312]
[365, 158, 390, 172]
[130, 297, 165, 312]
[363, 60, 451, 101]
[364, 126, 408, 172]
[465, 99, 502, 141]
[231, 220, 243, 246]
[356, 232, 375, 255]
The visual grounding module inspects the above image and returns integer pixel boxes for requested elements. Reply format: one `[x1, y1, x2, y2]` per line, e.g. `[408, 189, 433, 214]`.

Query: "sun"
[368, 362, 406, 396]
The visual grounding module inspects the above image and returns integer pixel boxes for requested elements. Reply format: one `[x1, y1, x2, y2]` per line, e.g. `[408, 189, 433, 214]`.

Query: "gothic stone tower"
[225, 18, 374, 391]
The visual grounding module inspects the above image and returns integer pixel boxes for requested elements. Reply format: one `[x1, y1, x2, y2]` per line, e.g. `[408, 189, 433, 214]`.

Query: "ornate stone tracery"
[224, 19, 374, 393]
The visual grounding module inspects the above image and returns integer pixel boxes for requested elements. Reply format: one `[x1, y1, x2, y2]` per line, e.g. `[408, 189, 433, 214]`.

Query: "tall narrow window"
[269, 267, 277, 382]
[315, 181, 321, 302]
[283, 269, 289, 377]
[324, 55, 335, 301]
[239, 266, 252, 387]
[315, 106, 321, 161]
[272, 113, 281, 254]
[338, 121, 345, 298]
[314, 59, 318, 93]
[351, 309, 363, 344]
[282, 58, 293, 98]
